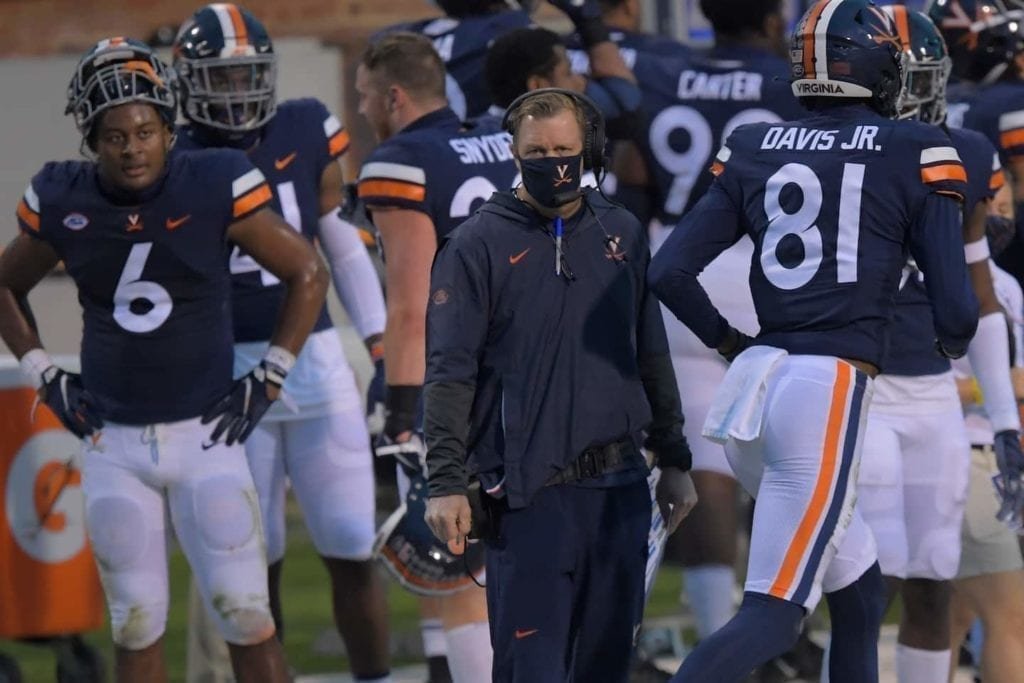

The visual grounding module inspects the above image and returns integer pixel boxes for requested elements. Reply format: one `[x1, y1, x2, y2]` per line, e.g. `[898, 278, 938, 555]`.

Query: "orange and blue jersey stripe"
[768, 362, 868, 605]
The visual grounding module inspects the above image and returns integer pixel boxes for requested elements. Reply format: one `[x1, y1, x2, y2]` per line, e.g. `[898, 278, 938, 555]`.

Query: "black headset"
[501, 87, 606, 173]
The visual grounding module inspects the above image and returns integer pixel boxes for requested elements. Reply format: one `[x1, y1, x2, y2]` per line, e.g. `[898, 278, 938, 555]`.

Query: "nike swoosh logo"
[275, 152, 298, 171]
[514, 628, 539, 639]
[509, 248, 530, 265]
[201, 440, 217, 451]
[166, 215, 191, 230]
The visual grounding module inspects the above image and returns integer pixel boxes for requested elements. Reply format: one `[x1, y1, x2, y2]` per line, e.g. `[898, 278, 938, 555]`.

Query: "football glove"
[374, 431, 427, 479]
[201, 359, 284, 447]
[339, 182, 379, 252]
[935, 338, 968, 360]
[718, 327, 755, 363]
[993, 429, 1024, 529]
[37, 366, 103, 439]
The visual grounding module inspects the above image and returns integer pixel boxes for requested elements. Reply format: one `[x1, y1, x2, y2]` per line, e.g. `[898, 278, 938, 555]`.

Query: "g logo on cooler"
[5, 430, 87, 563]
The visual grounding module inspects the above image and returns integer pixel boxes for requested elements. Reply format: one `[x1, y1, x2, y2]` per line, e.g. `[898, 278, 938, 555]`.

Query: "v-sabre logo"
[553, 164, 573, 187]
[795, 81, 848, 95]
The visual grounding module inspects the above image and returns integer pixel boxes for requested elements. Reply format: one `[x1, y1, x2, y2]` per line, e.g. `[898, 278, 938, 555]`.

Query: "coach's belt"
[545, 438, 636, 487]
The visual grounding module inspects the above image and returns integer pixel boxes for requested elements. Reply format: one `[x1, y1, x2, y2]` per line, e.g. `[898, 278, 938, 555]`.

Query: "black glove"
[201, 361, 282, 447]
[38, 366, 103, 439]
[935, 338, 968, 360]
[993, 429, 1024, 529]
[367, 359, 385, 417]
[547, 0, 609, 46]
[340, 183, 379, 252]
[718, 327, 755, 363]
[383, 384, 421, 440]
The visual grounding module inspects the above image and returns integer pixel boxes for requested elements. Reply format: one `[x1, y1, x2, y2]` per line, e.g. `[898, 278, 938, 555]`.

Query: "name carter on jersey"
[759, 124, 882, 152]
[676, 70, 763, 101]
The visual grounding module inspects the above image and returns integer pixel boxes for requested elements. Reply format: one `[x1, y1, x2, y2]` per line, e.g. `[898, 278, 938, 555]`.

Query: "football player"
[355, 32, 519, 683]
[375, 0, 535, 119]
[834, 8, 1023, 683]
[931, 0, 1024, 285]
[170, 6, 392, 682]
[649, 1, 979, 680]
[0, 38, 330, 682]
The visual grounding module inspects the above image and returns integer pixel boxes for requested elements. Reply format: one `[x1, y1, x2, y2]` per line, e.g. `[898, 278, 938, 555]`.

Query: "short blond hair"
[506, 91, 586, 150]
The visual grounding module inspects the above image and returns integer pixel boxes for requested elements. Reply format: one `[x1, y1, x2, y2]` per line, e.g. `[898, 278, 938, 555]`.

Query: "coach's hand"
[656, 468, 698, 534]
[993, 429, 1024, 528]
[38, 366, 103, 439]
[426, 494, 473, 555]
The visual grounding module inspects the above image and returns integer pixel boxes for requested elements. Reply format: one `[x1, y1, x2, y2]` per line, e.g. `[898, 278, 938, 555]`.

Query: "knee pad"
[208, 596, 276, 645]
[86, 495, 148, 571]
[193, 476, 261, 552]
[909, 528, 961, 580]
[110, 601, 168, 650]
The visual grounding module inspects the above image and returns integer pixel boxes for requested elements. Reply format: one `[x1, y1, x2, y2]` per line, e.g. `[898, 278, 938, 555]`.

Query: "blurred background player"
[171, 5, 392, 682]
[483, 0, 642, 141]
[836, 8, 1022, 683]
[0, 37, 331, 682]
[949, 200, 1024, 682]
[354, 32, 519, 683]
[650, 0, 979, 679]
[930, 0, 1024, 286]
[376, 0, 535, 119]
[610, 1, 806, 663]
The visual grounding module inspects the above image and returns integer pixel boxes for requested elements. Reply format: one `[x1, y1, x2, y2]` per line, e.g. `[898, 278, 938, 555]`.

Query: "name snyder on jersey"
[448, 130, 514, 165]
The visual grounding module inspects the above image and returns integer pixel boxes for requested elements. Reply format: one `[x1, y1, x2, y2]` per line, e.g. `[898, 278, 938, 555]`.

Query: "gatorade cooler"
[0, 356, 104, 638]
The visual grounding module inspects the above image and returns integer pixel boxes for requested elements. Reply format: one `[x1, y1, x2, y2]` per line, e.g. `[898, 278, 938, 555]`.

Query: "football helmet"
[66, 37, 177, 138]
[373, 471, 486, 597]
[433, 0, 539, 17]
[790, 0, 907, 118]
[928, 0, 1024, 83]
[173, 3, 276, 133]
[373, 437, 486, 596]
[883, 6, 953, 123]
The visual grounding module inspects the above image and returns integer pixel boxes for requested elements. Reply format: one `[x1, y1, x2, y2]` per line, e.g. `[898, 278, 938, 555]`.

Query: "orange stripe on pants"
[769, 361, 851, 599]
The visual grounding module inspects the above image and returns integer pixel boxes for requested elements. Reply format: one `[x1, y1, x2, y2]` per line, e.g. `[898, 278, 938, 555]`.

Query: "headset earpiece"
[502, 87, 605, 173]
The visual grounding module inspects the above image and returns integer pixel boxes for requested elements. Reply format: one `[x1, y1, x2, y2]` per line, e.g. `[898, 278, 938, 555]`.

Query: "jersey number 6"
[113, 242, 172, 333]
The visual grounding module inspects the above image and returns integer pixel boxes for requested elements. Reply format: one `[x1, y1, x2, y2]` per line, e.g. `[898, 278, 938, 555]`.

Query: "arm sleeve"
[647, 180, 745, 348]
[317, 210, 387, 339]
[907, 192, 979, 356]
[423, 235, 490, 495]
[967, 311, 1020, 432]
[584, 76, 643, 142]
[636, 253, 692, 469]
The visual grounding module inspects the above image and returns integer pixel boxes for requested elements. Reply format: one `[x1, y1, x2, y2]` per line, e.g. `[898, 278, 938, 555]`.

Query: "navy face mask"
[519, 153, 584, 208]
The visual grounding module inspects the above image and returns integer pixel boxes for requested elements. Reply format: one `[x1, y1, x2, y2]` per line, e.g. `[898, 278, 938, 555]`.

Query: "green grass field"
[0, 505, 689, 682]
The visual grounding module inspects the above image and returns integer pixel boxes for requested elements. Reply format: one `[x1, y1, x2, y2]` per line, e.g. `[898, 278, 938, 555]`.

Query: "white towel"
[702, 345, 788, 444]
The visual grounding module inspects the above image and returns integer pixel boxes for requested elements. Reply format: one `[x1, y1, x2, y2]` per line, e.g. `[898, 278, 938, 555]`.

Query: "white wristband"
[19, 348, 54, 389]
[964, 238, 991, 265]
[263, 345, 296, 374]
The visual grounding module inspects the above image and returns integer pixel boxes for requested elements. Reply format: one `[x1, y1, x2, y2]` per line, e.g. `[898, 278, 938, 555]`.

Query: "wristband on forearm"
[577, 17, 611, 48]
[20, 348, 54, 389]
[262, 345, 296, 388]
[385, 384, 422, 436]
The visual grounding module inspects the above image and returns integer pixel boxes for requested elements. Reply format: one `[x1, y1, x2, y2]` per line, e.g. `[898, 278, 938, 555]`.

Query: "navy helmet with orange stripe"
[66, 37, 177, 141]
[790, 0, 907, 118]
[928, 0, 1024, 84]
[173, 3, 276, 135]
[882, 6, 952, 124]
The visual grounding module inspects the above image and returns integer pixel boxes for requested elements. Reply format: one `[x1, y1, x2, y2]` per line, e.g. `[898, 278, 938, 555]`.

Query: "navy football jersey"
[656, 106, 975, 367]
[639, 46, 804, 224]
[176, 98, 350, 342]
[961, 81, 1024, 167]
[885, 127, 1002, 376]
[379, 10, 531, 119]
[356, 107, 519, 242]
[16, 151, 272, 424]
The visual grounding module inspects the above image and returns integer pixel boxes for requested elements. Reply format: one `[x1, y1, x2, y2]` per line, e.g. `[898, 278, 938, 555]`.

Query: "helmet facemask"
[898, 55, 952, 124]
[177, 54, 277, 133]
